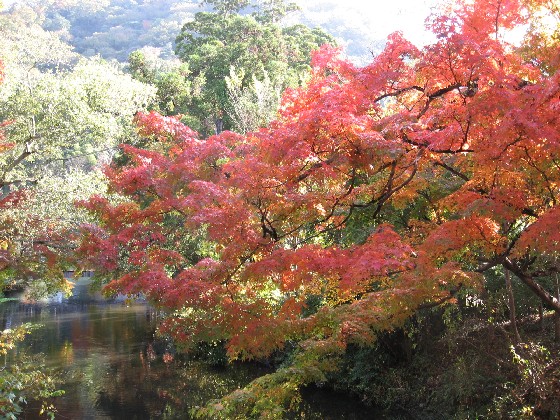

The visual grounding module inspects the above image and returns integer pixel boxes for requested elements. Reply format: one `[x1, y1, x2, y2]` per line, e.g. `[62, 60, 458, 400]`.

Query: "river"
[0, 285, 378, 419]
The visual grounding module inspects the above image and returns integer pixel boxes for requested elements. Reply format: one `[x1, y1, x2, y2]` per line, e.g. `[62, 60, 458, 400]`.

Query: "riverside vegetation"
[2, 0, 560, 418]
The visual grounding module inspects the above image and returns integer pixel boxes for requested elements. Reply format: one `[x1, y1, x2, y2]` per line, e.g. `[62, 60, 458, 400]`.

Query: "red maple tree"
[78, 0, 560, 411]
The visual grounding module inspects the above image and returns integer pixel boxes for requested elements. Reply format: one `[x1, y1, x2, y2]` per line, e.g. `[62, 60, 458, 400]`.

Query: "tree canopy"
[0, 12, 156, 294]
[78, 0, 560, 415]
[173, 7, 335, 135]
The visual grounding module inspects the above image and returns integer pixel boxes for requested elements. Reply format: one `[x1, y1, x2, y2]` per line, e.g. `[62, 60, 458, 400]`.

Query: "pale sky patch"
[287, 0, 441, 63]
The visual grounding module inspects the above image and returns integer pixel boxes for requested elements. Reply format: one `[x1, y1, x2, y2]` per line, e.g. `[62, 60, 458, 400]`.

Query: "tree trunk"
[539, 301, 544, 331]
[215, 117, 224, 135]
[481, 288, 496, 341]
[555, 275, 560, 343]
[505, 268, 521, 344]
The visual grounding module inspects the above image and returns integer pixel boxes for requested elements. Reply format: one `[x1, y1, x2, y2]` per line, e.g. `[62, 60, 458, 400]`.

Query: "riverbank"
[5, 277, 560, 419]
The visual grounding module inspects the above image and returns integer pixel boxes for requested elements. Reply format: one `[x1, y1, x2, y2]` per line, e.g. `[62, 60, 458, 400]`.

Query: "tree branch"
[418, 83, 462, 117]
[433, 160, 469, 181]
[503, 258, 560, 313]
[2, 141, 33, 179]
[374, 85, 425, 102]
[417, 283, 463, 310]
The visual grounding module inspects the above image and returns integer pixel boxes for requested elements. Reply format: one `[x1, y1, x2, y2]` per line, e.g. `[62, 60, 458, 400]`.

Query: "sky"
[289, 0, 441, 62]
[299, 0, 439, 40]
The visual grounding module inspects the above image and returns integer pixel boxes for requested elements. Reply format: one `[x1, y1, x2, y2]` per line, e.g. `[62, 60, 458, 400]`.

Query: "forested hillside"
[1, 0, 560, 419]
[1, 0, 429, 63]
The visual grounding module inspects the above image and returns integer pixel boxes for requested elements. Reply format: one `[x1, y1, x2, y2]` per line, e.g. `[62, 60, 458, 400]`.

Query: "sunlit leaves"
[79, 0, 560, 415]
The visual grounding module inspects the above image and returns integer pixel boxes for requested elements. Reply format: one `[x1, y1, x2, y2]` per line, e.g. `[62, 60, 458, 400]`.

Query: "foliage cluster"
[0, 11, 155, 291]
[0, 323, 63, 419]
[78, 0, 560, 416]
[126, 2, 335, 136]
[0, 0, 560, 417]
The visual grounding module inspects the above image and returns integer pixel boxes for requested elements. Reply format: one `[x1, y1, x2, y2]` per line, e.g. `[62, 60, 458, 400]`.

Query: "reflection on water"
[0, 300, 377, 419]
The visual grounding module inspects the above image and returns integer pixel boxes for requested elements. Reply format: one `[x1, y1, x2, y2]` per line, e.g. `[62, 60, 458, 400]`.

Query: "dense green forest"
[1, 0, 560, 418]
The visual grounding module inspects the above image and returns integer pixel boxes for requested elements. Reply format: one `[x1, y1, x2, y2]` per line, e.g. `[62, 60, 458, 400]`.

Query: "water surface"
[1, 299, 377, 419]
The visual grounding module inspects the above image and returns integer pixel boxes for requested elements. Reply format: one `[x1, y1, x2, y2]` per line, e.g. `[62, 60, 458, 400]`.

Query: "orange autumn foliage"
[79, 0, 560, 363]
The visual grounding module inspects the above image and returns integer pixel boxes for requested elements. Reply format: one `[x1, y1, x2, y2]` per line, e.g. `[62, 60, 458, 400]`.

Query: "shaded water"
[0, 296, 378, 419]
